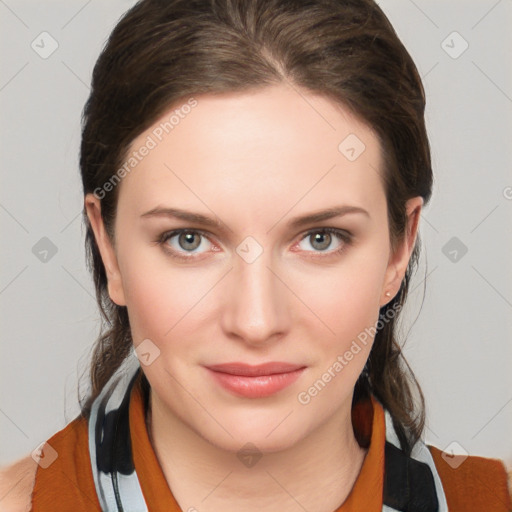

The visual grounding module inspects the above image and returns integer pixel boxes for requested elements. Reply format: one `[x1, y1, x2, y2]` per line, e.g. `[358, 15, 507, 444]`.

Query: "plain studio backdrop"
[1, 0, 511, 468]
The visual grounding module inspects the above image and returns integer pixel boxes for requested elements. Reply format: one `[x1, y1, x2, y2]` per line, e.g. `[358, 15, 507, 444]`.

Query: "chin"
[198, 412, 309, 455]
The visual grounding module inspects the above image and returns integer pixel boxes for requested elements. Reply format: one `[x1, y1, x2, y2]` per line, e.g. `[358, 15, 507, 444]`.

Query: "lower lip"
[206, 367, 306, 398]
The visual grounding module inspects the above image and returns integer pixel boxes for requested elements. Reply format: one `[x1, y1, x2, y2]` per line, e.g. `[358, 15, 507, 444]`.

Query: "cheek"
[300, 250, 388, 348]
[117, 241, 212, 343]
[291, 249, 389, 403]
[297, 268, 385, 404]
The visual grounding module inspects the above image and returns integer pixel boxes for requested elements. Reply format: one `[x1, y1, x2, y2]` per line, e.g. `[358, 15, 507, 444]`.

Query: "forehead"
[115, 84, 385, 224]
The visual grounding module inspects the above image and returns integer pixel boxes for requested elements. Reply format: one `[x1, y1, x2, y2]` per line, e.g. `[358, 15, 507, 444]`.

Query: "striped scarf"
[88, 353, 448, 511]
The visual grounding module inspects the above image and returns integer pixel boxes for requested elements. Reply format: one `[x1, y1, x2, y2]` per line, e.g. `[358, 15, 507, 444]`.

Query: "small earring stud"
[385, 292, 391, 297]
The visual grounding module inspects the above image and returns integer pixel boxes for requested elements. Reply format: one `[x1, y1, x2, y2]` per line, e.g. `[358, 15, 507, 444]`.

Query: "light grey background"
[1, 0, 511, 468]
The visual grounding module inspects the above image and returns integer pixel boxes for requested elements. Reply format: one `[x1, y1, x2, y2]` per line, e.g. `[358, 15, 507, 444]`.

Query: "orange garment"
[31, 409, 102, 510]
[429, 445, 512, 511]
[30, 372, 512, 511]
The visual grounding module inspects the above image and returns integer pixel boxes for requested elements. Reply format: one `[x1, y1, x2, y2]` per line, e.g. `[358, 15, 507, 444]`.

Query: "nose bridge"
[223, 238, 287, 343]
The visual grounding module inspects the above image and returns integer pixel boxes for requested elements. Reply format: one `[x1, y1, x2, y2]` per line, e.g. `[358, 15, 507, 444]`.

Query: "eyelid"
[157, 227, 352, 259]
[157, 228, 216, 259]
[300, 227, 351, 241]
[294, 227, 352, 255]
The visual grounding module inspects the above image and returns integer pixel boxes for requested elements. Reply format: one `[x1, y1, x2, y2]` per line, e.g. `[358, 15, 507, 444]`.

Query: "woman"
[1, 0, 511, 510]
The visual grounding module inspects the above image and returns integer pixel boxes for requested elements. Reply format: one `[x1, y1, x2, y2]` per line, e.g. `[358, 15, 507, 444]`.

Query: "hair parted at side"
[78, 0, 433, 455]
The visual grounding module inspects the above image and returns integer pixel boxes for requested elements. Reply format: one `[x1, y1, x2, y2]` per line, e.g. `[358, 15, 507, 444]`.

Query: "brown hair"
[78, 0, 433, 455]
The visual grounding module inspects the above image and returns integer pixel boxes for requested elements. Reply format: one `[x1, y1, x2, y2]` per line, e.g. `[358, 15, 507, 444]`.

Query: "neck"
[146, 390, 368, 512]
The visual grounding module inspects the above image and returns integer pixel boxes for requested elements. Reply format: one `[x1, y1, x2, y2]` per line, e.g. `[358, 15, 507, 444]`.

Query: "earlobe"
[381, 196, 423, 306]
[84, 194, 127, 306]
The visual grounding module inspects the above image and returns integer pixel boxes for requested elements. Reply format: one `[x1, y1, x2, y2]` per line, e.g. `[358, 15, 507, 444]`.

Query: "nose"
[220, 248, 290, 347]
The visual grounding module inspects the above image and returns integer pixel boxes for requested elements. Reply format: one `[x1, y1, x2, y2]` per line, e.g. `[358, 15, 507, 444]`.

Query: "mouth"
[204, 362, 307, 398]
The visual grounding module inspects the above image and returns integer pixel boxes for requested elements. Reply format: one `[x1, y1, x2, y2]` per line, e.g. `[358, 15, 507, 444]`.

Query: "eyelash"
[155, 228, 352, 261]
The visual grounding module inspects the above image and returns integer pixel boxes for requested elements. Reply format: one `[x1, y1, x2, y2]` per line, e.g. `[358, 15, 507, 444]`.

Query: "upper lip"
[205, 362, 306, 377]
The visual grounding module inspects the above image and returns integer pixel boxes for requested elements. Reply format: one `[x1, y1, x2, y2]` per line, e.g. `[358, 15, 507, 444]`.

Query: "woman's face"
[86, 84, 422, 453]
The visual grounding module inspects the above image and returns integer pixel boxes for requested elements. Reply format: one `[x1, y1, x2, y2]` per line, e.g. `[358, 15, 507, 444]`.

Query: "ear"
[380, 196, 423, 306]
[84, 193, 127, 306]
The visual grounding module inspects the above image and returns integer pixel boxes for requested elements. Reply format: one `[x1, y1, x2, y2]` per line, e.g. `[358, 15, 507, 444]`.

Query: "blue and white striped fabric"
[88, 353, 147, 511]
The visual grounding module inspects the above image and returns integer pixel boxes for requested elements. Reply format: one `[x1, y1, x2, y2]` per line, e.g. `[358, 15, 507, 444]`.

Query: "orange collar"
[130, 374, 385, 511]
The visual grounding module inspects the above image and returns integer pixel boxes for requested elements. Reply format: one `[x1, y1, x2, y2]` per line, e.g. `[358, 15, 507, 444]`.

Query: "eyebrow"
[140, 205, 369, 229]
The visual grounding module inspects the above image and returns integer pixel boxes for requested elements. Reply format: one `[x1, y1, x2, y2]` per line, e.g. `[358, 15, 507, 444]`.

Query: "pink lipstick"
[205, 362, 306, 398]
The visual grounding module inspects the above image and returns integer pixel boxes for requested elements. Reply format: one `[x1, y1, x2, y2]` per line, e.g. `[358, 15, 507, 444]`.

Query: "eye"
[158, 229, 214, 259]
[156, 227, 352, 261]
[296, 228, 351, 256]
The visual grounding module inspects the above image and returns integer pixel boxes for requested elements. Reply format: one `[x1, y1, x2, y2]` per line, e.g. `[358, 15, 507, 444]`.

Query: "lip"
[206, 362, 305, 376]
[205, 362, 306, 398]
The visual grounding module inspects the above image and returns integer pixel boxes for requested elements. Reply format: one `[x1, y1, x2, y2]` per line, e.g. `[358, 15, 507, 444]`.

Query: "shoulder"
[427, 445, 512, 511]
[0, 455, 38, 512]
[0, 415, 91, 512]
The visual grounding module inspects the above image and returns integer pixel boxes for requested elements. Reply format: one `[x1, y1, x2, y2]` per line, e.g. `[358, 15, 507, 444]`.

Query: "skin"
[85, 83, 423, 512]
